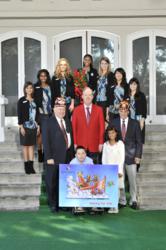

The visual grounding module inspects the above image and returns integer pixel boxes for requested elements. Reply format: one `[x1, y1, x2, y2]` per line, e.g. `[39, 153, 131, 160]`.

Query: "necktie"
[86, 107, 91, 124]
[60, 119, 68, 149]
[121, 119, 126, 141]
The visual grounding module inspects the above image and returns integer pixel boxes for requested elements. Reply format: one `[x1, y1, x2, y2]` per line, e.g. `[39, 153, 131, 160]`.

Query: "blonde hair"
[98, 56, 111, 76]
[54, 58, 71, 79]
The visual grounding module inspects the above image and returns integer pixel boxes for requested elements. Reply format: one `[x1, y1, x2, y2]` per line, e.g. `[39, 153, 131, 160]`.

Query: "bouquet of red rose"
[73, 69, 88, 104]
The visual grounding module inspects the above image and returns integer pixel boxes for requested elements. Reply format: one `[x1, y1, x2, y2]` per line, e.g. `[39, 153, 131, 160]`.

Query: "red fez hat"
[54, 97, 66, 107]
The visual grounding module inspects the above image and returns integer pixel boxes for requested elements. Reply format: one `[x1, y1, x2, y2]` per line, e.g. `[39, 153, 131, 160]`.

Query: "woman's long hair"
[83, 54, 93, 69]
[37, 69, 51, 86]
[105, 126, 118, 142]
[128, 77, 141, 99]
[114, 67, 127, 87]
[54, 58, 71, 79]
[23, 81, 34, 98]
[98, 56, 111, 76]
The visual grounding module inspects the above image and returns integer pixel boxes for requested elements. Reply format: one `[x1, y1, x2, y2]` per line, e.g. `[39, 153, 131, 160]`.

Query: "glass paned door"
[132, 37, 150, 114]
[55, 30, 119, 73]
[60, 37, 82, 70]
[156, 36, 166, 115]
[2, 38, 18, 117]
[88, 30, 119, 71]
[54, 31, 86, 71]
[24, 38, 41, 83]
[0, 32, 44, 126]
[130, 31, 166, 124]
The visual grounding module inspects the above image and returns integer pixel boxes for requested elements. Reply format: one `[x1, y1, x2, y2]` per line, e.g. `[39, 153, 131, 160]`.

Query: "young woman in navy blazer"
[127, 77, 147, 144]
[96, 56, 114, 121]
[82, 54, 98, 93]
[51, 58, 75, 117]
[34, 69, 53, 162]
[107, 67, 128, 122]
[17, 82, 39, 174]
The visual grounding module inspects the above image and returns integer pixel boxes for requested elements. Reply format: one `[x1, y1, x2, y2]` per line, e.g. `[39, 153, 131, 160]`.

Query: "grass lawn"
[0, 206, 166, 250]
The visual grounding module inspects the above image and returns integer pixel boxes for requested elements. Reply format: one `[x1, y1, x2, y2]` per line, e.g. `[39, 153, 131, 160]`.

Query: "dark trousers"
[45, 163, 59, 210]
[87, 151, 101, 164]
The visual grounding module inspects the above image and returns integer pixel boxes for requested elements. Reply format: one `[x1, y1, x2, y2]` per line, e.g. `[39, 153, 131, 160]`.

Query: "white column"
[0, 95, 8, 142]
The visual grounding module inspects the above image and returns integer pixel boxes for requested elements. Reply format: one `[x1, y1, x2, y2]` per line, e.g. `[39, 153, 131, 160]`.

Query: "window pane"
[24, 38, 41, 83]
[60, 37, 82, 70]
[133, 37, 149, 114]
[2, 38, 18, 116]
[156, 36, 166, 115]
[91, 37, 115, 71]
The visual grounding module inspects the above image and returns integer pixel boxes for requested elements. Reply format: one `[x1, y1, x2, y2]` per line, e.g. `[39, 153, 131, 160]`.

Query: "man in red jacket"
[72, 87, 105, 163]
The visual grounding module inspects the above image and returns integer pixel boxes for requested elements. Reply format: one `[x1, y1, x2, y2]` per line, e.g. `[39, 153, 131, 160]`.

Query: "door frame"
[53, 30, 87, 72]
[87, 29, 120, 70]
[53, 29, 120, 72]
[126, 29, 166, 125]
[0, 30, 47, 126]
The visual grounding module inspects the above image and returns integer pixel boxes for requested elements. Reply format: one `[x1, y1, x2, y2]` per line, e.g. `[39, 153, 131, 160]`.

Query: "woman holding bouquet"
[52, 58, 75, 117]
[96, 56, 114, 121]
[82, 54, 98, 93]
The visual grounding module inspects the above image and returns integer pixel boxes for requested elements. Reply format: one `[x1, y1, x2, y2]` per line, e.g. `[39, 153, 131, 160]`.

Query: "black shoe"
[118, 204, 126, 209]
[130, 202, 138, 210]
[29, 161, 36, 174]
[24, 161, 30, 174]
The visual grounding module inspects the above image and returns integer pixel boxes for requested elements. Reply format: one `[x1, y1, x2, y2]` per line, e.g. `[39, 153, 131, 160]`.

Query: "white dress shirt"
[55, 116, 71, 148]
[120, 117, 129, 131]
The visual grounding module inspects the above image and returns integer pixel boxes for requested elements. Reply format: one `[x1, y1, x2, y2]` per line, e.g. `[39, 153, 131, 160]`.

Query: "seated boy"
[70, 146, 93, 213]
[70, 145, 94, 165]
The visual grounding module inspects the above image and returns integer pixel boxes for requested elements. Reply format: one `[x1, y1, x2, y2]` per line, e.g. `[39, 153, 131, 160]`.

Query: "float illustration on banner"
[59, 164, 119, 208]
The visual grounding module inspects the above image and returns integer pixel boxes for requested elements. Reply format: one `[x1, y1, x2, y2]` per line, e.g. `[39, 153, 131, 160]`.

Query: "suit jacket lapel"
[81, 105, 88, 127]
[89, 104, 95, 126]
[125, 118, 131, 139]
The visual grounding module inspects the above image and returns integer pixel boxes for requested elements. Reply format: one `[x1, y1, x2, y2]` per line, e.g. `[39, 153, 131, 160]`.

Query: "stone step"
[0, 196, 40, 211]
[145, 133, 166, 142]
[138, 196, 166, 211]
[0, 151, 23, 161]
[143, 145, 166, 152]
[0, 142, 21, 150]
[139, 162, 166, 172]
[0, 184, 41, 197]
[0, 161, 43, 174]
[146, 125, 166, 132]
[142, 152, 166, 161]
[0, 173, 42, 185]
[138, 185, 166, 195]
[137, 173, 166, 183]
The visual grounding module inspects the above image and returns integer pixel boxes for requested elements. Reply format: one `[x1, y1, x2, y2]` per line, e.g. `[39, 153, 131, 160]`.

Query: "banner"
[59, 164, 119, 208]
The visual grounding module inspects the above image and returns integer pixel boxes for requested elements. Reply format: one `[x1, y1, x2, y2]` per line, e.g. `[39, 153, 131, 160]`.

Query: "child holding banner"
[70, 145, 94, 165]
[102, 126, 125, 213]
[70, 145, 93, 213]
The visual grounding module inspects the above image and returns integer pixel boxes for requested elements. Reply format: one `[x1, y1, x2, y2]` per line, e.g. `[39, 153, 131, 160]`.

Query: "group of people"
[17, 53, 147, 214]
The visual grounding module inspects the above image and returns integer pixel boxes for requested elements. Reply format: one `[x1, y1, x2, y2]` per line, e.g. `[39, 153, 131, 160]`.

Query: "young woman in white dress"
[102, 126, 125, 213]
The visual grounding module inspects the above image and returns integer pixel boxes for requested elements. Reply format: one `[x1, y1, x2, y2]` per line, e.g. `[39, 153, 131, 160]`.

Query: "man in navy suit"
[110, 100, 142, 209]
[42, 97, 73, 213]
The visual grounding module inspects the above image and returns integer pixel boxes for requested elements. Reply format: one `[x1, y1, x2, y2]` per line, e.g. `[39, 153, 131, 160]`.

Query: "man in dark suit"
[110, 100, 142, 209]
[42, 97, 73, 213]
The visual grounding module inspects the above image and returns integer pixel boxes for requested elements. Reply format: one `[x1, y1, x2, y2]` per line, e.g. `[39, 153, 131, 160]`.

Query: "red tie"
[86, 107, 91, 124]
[60, 119, 68, 149]
[121, 119, 126, 141]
